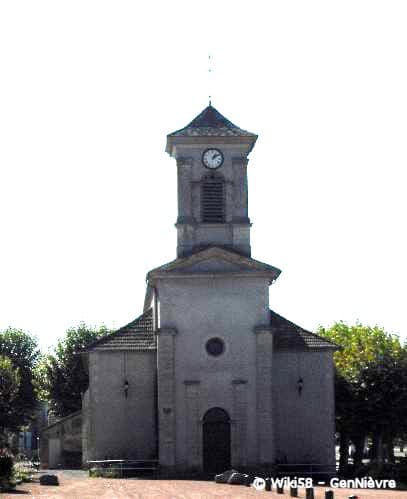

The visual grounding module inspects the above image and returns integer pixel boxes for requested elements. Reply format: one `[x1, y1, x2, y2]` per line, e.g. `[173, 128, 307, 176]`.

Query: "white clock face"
[202, 148, 224, 169]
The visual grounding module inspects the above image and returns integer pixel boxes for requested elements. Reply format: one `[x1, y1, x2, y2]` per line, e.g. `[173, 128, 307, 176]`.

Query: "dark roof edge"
[82, 309, 153, 353]
[42, 410, 82, 432]
[271, 310, 340, 351]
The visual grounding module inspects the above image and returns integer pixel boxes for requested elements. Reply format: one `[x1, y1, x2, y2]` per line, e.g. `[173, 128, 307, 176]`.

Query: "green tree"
[0, 356, 21, 440]
[358, 350, 407, 464]
[40, 323, 110, 417]
[0, 328, 40, 434]
[318, 322, 403, 473]
[319, 322, 402, 379]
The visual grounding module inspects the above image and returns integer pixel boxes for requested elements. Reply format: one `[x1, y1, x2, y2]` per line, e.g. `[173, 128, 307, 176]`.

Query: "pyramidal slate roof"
[271, 311, 339, 351]
[168, 104, 257, 138]
[85, 309, 156, 352]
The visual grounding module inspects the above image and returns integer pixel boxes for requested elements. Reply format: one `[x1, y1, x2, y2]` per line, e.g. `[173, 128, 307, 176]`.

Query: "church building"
[81, 105, 337, 474]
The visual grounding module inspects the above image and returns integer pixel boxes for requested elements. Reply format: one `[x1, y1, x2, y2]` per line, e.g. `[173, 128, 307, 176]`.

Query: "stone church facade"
[81, 105, 337, 473]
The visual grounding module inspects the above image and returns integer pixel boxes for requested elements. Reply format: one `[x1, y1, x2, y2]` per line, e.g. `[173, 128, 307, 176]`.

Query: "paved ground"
[3, 471, 407, 499]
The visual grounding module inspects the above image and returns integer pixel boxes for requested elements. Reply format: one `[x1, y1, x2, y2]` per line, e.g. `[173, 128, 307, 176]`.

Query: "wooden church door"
[202, 407, 231, 473]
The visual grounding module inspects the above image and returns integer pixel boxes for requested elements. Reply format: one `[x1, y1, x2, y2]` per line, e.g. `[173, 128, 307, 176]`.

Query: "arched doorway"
[203, 407, 231, 473]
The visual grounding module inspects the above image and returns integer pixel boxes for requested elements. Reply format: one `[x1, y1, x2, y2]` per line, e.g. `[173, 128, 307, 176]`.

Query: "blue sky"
[1, 1, 406, 348]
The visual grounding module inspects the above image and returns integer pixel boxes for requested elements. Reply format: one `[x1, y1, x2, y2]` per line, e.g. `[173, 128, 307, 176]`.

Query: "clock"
[202, 148, 224, 169]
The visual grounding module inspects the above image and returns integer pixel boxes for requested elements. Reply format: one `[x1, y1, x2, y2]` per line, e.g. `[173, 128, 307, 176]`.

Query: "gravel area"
[3, 471, 406, 498]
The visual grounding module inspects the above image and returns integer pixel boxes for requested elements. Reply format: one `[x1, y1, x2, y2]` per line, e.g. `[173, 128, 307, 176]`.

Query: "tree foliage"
[319, 322, 407, 470]
[358, 351, 407, 436]
[0, 356, 21, 433]
[319, 322, 403, 438]
[39, 323, 110, 417]
[0, 328, 40, 433]
[318, 321, 402, 379]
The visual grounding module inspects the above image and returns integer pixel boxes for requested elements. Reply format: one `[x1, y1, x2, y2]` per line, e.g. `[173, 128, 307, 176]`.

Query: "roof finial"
[208, 54, 212, 106]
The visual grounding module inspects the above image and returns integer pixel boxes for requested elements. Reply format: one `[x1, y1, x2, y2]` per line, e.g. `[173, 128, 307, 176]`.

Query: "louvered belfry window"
[201, 175, 225, 223]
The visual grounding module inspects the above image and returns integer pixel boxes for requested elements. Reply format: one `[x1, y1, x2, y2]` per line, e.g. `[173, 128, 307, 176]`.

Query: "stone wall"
[85, 350, 157, 461]
[157, 274, 271, 471]
[174, 144, 252, 257]
[272, 350, 336, 466]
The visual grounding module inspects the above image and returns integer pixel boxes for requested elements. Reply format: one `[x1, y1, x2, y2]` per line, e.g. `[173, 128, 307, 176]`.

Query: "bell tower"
[166, 105, 257, 258]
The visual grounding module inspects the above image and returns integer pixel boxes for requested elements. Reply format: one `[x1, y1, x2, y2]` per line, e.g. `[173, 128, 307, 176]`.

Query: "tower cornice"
[166, 135, 257, 157]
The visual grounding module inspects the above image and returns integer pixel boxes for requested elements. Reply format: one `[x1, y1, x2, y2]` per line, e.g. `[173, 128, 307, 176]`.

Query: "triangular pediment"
[185, 257, 242, 272]
[147, 247, 281, 282]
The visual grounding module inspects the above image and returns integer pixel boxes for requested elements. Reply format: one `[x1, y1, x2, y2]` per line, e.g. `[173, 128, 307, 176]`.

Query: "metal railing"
[87, 459, 159, 478]
[276, 463, 336, 477]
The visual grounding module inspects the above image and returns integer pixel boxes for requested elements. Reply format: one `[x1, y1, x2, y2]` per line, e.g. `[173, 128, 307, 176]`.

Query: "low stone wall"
[40, 411, 82, 469]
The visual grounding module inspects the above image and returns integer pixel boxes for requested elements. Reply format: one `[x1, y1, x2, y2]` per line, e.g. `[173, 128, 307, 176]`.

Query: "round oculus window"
[206, 338, 225, 357]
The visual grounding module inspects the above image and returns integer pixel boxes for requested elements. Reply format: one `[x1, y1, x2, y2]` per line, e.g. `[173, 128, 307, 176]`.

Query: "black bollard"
[325, 490, 334, 499]
[277, 484, 284, 494]
[290, 486, 298, 497]
[305, 487, 314, 499]
[265, 478, 271, 491]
